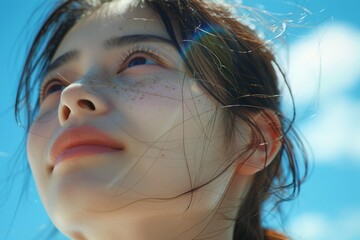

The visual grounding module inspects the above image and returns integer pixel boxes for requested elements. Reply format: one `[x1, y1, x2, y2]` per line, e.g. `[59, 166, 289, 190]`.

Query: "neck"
[195, 173, 253, 240]
[65, 172, 253, 240]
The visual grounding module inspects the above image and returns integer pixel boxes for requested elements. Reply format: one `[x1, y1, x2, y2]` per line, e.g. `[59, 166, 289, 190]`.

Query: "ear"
[237, 110, 282, 176]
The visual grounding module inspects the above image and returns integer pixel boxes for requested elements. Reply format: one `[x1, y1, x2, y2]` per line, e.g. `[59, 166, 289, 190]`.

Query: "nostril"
[62, 105, 71, 122]
[78, 99, 96, 111]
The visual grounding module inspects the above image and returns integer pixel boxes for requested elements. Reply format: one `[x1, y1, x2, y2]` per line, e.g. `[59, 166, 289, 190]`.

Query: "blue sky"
[1, 0, 360, 239]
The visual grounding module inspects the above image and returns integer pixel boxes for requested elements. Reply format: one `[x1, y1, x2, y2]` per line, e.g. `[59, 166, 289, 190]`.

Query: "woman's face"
[27, 1, 251, 239]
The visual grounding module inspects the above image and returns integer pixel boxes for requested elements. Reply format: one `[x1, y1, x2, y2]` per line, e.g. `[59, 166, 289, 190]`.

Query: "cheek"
[27, 110, 60, 195]
[107, 73, 229, 183]
[111, 73, 184, 142]
[27, 108, 59, 160]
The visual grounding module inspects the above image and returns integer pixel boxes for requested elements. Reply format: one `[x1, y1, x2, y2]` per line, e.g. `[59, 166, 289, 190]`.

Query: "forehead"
[53, 1, 170, 60]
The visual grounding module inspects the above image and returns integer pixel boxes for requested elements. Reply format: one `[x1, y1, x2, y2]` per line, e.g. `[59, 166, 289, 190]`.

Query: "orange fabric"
[265, 230, 289, 240]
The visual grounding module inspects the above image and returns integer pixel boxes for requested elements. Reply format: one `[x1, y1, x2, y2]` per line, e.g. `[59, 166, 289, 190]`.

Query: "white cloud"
[205, 0, 243, 15]
[285, 23, 360, 104]
[289, 210, 360, 240]
[301, 98, 360, 163]
[281, 23, 360, 164]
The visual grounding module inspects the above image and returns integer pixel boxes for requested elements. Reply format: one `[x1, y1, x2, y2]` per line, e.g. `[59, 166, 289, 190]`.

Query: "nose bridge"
[58, 82, 108, 125]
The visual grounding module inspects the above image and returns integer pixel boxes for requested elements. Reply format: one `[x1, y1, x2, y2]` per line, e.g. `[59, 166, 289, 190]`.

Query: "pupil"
[47, 84, 63, 95]
[129, 57, 147, 67]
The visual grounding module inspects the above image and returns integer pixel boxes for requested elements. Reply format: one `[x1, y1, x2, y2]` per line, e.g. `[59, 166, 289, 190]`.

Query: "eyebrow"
[47, 50, 80, 73]
[46, 34, 176, 74]
[103, 34, 176, 50]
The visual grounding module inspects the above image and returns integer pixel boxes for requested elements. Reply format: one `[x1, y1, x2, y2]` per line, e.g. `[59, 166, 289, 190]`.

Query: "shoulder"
[264, 229, 289, 240]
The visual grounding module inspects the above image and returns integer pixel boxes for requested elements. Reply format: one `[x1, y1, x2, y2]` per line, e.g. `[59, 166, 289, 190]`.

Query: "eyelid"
[39, 78, 66, 103]
[116, 46, 165, 74]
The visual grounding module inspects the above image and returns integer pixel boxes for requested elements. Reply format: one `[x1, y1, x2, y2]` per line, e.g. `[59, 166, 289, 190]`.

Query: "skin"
[27, 1, 280, 239]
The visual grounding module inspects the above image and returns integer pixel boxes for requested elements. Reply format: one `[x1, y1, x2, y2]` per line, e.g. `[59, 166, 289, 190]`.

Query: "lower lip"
[54, 145, 120, 166]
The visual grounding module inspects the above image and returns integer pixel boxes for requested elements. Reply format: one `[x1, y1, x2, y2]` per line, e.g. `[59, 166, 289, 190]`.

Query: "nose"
[58, 83, 109, 125]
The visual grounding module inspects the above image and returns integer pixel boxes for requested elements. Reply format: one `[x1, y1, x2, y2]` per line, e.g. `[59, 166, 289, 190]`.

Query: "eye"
[40, 79, 66, 101]
[127, 56, 156, 68]
[117, 48, 163, 74]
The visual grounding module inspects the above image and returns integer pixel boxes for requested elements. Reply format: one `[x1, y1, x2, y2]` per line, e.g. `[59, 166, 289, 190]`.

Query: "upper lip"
[49, 126, 125, 166]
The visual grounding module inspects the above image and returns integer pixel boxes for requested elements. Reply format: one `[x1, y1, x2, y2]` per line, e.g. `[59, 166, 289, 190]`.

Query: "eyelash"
[39, 78, 66, 103]
[39, 46, 163, 102]
[116, 45, 162, 74]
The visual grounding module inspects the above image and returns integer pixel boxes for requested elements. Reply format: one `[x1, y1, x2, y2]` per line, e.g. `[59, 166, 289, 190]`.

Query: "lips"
[49, 126, 125, 167]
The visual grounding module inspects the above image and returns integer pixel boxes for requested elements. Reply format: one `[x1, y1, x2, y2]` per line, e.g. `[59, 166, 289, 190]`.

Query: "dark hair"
[14, 0, 308, 239]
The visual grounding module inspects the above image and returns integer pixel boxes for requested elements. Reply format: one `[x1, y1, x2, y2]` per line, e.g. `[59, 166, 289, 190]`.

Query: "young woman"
[15, 0, 308, 239]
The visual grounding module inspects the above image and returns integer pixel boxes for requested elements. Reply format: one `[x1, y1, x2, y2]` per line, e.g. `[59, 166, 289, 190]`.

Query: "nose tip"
[58, 84, 109, 125]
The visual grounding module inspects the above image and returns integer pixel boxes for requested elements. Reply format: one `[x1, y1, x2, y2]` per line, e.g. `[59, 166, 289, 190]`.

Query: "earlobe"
[237, 110, 282, 176]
